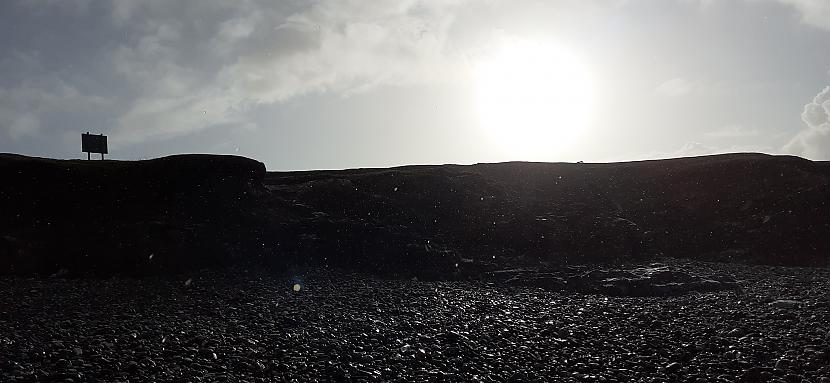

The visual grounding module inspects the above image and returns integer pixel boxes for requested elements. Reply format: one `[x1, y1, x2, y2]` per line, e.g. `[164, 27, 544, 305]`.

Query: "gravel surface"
[1, 260, 829, 382]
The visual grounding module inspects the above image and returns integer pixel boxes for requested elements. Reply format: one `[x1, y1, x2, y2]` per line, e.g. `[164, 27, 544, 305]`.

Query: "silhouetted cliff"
[1, 153, 828, 277]
[0, 154, 269, 275]
[267, 153, 830, 273]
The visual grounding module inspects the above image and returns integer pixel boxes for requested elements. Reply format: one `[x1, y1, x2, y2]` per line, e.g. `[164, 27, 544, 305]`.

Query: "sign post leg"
[87, 152, 90, 160]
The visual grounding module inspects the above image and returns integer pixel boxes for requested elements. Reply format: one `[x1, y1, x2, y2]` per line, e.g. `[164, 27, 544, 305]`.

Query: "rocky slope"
[267, 153, 830, 275]
[1, 152, 829, 277]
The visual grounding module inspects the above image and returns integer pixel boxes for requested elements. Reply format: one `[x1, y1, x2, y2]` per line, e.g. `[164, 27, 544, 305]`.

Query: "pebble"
[663, 362, 681, 374]
[727, 328, 745, 337]
[770, 300, 802, 309]
[723, 350, 741, 360]
[1, 262, 828, 381]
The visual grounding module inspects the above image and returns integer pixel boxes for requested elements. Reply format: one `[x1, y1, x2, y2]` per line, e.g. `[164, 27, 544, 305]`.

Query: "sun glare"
[474, 39, 594, 158]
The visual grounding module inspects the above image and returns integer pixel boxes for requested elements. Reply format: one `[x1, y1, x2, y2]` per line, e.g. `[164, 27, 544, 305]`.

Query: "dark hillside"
[1, 152, 829, 277]
[267, 153, 830, 273]
[0, 154, 271, 275]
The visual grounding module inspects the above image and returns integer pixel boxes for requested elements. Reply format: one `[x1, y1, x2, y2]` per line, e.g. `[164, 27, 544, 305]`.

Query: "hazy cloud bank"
[106, 0, 468, 145]
[0, 0, 469, 146]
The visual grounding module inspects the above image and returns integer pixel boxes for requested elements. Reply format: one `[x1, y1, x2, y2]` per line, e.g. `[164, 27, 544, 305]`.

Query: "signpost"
[81, 132, 108, 160]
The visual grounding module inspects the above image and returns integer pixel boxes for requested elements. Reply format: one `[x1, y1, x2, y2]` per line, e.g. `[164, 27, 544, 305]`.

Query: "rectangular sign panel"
[81, 133, 108, 154]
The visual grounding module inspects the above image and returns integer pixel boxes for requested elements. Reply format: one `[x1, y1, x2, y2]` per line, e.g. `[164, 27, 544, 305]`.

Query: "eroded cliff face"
[1, 152, 828, 277]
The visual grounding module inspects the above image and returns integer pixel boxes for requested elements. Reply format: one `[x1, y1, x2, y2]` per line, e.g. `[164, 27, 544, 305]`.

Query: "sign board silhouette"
[82, 133, 107, 160]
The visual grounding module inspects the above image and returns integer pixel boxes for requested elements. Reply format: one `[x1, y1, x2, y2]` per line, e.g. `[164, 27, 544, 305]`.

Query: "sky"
[1, 0, 830, 170]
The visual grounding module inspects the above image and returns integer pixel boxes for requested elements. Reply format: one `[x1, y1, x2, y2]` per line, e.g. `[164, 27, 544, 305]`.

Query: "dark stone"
[663, 362, 681, 374]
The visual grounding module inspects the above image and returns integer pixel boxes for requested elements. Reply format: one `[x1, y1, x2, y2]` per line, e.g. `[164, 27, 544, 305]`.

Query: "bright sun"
[474, 39, 593, 158]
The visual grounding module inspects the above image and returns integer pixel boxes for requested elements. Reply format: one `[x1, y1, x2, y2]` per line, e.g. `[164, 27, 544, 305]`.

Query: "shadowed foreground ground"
[2, 260, 828, 382]
[2, 153, 830, 382]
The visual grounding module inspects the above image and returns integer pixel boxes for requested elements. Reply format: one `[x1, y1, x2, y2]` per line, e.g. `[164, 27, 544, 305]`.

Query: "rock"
[727, 328, 745, 337]
[724, 350, 742, 360]
[139, 357, 156, 368]
[741, 366, 764, 382]
[568, 267, 740, 296]
[775, 359, 791, 371]
[522, 274, 566, 289]
[0, 262, 828, 382]
[663, 362, 681, 374]
[770, 300, 802, 309]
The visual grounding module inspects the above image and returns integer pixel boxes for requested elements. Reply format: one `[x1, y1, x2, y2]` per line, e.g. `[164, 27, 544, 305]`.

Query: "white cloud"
[104, 0, 470, 146]
[773, 0, 830, 30]
[638, 141, 717, 160]
[654, 77, 696, 97]
[113, 93, 243, 146]
[783, 86, 830, 159]
[222, 0, 466, 102]
[671, 142, 718, 157]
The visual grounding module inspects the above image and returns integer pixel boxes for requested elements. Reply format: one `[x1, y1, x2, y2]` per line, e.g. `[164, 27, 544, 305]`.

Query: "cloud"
[671, 142, 718, 157]
[654, 77, 696, 97]
[7, 0, 820, 157]
[783, 86, 830, 159]
[0, 79, 110, 141]
[772, 0, 830, 30]
[4, 113, 40, 140]
[639, 142, 717, 160]
[103, 0, 468, 146]
[16, 0, 93, 15]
